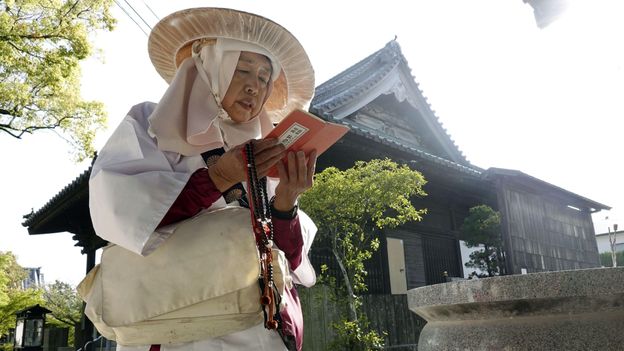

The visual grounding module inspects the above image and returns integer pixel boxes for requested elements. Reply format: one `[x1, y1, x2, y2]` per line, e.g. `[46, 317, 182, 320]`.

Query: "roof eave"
[483, 167, 610, 211]
[22, 166, 92, 233]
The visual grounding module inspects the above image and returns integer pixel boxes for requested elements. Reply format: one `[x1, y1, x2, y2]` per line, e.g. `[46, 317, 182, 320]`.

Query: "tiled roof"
[482, 168, 610, 211]
[311, 40, 471, 168]
[22, 164, 91, 231]
[312, 43, 399, 111]
[342, 120, 483, 177]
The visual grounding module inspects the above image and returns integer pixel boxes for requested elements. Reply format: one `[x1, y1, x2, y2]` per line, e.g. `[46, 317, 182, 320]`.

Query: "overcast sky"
[1, 0, 622, 286]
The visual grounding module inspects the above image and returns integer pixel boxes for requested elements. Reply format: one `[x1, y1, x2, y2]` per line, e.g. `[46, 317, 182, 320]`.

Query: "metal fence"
[299, 285, 425, 350]
[309, 245, 390, 295]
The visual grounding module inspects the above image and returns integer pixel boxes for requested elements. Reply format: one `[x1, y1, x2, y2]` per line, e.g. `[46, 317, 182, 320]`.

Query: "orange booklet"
[265, 109, 350, 177]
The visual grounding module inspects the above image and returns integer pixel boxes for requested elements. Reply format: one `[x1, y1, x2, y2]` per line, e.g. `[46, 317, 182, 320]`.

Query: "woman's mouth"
[237, 101, 254, 111]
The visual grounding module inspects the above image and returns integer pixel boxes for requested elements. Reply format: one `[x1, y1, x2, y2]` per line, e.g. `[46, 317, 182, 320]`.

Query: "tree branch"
[0, 125, 25, 138]
[332, 230, 358, 321]
[0, 33, 69, 41]
[63, 0, 81, 19]
[50, 314, 78, 327]
[0, 112, 76, 139]
[5, 40, 46, 60]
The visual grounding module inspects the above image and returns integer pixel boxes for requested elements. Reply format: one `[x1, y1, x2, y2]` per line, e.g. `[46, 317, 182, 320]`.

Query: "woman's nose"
[245, 85, 257, 96]
[245, 79, 259, 96]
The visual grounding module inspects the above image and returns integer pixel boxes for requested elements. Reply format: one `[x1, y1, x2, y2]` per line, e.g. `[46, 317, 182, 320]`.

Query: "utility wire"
[122, 0, 153, 30]
[113, 0, 149, 36]
[142, 0, 160, 21]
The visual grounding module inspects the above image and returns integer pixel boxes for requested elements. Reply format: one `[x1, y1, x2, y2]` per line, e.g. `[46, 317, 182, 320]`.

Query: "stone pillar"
[408, 267, 624, 350]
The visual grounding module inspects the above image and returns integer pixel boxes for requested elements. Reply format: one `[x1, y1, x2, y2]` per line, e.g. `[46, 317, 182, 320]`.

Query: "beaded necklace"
[242, 142, 281, 330]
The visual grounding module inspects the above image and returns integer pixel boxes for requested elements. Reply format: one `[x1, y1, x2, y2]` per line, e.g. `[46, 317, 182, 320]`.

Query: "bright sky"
[1, 0, 623, 286]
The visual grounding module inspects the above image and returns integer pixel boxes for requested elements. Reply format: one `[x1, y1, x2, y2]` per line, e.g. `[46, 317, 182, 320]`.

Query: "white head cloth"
[148, 38, 281, 155]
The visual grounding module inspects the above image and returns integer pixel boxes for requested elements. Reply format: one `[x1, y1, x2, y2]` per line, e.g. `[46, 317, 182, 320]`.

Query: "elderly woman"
[86, 7, 317, 351]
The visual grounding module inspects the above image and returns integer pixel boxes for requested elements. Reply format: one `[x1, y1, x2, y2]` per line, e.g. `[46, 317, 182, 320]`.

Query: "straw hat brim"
[148, 7, 315, 123]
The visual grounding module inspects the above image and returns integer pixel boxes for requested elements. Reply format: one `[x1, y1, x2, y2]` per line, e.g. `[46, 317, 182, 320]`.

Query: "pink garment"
[280, 286, 304, 351]
[157, 168, 221, 228]
[157, 169, 303, 267]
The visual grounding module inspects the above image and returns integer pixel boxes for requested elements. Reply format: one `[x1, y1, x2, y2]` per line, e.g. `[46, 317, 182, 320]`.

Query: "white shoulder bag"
[77, 206, 291, 346]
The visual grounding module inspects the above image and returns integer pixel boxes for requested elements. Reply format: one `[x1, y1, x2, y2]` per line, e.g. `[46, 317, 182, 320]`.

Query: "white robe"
[89, 102, 317, 350]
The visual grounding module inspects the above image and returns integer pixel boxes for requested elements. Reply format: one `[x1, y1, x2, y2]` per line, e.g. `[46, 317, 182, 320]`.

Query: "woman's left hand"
[273, 150, 317, 211]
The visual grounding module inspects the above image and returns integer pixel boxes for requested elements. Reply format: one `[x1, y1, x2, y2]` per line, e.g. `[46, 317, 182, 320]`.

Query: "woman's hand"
[208, 139, 285, 192]
[273, 150, 318, 211]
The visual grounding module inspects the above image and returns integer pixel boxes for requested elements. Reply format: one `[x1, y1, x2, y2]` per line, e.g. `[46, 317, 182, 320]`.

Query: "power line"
[113, 0, 149, 37]
[122, 0, 153, 31]
[142, 0, 160, 21]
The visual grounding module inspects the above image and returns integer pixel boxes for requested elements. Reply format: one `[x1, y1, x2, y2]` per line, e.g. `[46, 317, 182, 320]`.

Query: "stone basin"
[407, 267, 624, 351]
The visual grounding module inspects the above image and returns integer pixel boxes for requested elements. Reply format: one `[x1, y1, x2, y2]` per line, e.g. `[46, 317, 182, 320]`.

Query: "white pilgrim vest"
[87, 102, 317, 349]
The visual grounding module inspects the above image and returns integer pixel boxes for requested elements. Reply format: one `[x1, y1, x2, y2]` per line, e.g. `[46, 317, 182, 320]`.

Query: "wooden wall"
[385, 229, 427, 289]
[310, 229, 463, 294]
[497, 179, 600, 273]
[309, 115, 497, 291]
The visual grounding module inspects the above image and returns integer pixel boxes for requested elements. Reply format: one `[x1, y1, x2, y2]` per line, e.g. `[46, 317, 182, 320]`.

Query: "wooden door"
[387, 237, 408, 294]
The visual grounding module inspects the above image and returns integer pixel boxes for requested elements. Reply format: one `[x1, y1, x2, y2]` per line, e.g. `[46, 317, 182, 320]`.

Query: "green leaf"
[460, 205, 504, 276]
[299, 159, 427, 350]
[0, 0, 116, 161]
[0, 252, 45, 337]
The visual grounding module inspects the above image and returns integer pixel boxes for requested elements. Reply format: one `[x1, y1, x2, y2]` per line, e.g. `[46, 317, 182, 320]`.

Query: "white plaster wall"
[595, 231, 624, 253]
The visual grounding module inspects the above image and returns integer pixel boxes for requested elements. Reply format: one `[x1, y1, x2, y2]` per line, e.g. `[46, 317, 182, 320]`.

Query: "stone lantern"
[14, 305, 52, 351]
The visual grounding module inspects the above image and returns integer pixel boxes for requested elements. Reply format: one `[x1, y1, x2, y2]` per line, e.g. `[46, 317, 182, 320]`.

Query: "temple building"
[308, 40, 607, 289]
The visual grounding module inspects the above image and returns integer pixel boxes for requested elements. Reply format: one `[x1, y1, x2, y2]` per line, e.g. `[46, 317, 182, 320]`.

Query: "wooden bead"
[266, 320, 279, 330]
[260, 295, 272, 305]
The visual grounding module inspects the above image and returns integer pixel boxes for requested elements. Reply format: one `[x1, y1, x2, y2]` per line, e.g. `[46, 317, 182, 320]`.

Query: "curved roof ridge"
[315, 41, 396, 95]
[311, 40, 471, 166]
[312, 41, 401, 108]
[397, 67, 469, 164]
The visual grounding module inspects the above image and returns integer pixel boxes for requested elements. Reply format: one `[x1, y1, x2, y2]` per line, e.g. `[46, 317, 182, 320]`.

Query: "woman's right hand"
[208, 139, 285, 192]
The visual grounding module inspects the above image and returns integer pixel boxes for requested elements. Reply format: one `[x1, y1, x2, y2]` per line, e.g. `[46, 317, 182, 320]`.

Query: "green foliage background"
[0, 252, 82, 349]
[460, 205, 504, 277]
[0, 0, 116, 160]
[599, 251, 624, 267]
[300, 159, 427, 350]
[0, 252, 44, 347]
[43, 280, 82, 347]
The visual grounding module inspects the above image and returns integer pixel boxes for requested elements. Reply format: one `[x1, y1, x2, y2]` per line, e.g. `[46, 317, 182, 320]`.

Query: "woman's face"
[221, 51, 272, 123]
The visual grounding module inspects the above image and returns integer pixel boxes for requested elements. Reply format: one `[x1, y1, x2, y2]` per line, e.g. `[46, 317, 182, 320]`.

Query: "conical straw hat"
[148, 7, 315, 123]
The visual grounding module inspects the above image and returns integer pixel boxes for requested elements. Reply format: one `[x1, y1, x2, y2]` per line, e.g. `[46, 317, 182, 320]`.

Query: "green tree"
[0, 0, 116, 161]
[299, 159, 427, 350]
[43, 280, 81, 347]
[460, 205, 504, 277]
[0, 252, 44, 345]
[599, 251, 624, 267]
